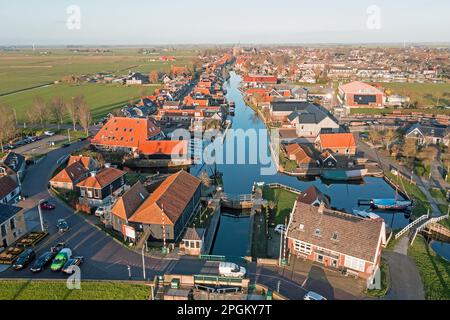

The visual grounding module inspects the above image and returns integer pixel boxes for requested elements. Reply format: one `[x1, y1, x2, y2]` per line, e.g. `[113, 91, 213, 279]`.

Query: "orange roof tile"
[129, 170, 201, 225]
[77, 167, 125, 189]
[318, 133, 356, 149]
[137, 140, 188, 156]
[50, 161, 89, 184]
[91, 117, 161, 149]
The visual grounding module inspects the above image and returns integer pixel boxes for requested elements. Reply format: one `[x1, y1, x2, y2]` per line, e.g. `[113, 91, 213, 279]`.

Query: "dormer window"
[314, 228, 321, 237]
[331, 232, 338, 241]
[299, 224, 304, 231]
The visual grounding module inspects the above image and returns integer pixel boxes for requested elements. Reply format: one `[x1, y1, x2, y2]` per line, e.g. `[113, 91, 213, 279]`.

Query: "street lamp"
[141, 245, 146, 280]
[37, 199, 45, 232]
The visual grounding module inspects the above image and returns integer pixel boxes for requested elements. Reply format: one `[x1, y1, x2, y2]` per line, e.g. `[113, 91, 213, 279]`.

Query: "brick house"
[0, 204, 27, 248]
[338, 81, 385, 109]
[0, 175, 20, 205]
[76, 166, 126, 209]
[285, 144, 316, 167]
[50, 161, 89, 190]
[315, 133, 357, 156]
[286, 201, 386, 281]
[128, 170, 201, 242]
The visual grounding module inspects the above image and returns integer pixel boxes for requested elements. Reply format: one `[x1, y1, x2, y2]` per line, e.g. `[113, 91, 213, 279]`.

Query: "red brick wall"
[346, 93, 383, 108]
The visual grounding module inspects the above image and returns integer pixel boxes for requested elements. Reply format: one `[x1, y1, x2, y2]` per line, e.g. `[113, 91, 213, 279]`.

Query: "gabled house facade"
[405, 123, 449, 146]
[0, 204, 27, 248]
[0, 175, 20, 205]
[315, 133, 357, 156]
[76, 166, 126, 208]
[50, 161, 89, 191]
[286, 201, 386, 282]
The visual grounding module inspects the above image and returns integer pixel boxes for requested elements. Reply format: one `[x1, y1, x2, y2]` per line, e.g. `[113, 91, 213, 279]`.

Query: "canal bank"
[206, 72, 412, 256]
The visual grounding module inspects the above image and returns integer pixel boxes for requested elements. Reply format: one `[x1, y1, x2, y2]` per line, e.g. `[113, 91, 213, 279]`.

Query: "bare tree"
[0, 104, 16, 153]
[382, 128, 398, 152]
[148, 71, 159, 84]
[199, 171, 212, 188]
[49, 96, 65, 129]
[401, 137, 417, 169]
[66, 99, 78, 131]
[417, 146, 438, 178]
[78, 98, 92, 136]
[32, 96, 48, 128]
[368, 129, 381, 146]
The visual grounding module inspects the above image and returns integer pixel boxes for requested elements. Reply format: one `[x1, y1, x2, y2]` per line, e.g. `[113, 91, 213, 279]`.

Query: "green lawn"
[252, 209, 268, 258]
[429, 188, 448, 203]
[0, 49, 194, 95]
[0, 83, 160, 123]
[0, 280, 151, 300]
[263, 187, 298, 225]
[383, 82, 450, 107]
[365, 259, 390, 298]
[350, 107, 450, 116]
[408, 236, 450, 300]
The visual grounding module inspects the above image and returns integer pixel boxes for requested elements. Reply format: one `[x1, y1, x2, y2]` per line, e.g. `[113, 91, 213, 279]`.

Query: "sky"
[1, 0, 450, 45]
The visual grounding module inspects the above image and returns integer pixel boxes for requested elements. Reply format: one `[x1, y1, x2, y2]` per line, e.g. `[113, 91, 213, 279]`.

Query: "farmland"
[383, 82, 450, 107]
[0, 48, 195, 122]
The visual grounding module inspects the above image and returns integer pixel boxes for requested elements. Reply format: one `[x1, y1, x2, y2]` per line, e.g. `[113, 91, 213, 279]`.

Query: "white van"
[219, 262, 246, 278]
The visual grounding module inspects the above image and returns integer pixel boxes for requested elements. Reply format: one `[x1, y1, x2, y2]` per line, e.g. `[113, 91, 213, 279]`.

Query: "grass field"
[0, 280, 151, 300]
[383, 82, 450, 107]
[263, 187, 297, 225]
[0, 83, 160, 123]
[408, 236, 450, 300]
[350, 107, 450, 115]
[0, 49, 195, 95]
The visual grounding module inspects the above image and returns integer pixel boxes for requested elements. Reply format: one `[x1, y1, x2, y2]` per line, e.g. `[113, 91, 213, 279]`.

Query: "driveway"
[383, 251, 425, 300]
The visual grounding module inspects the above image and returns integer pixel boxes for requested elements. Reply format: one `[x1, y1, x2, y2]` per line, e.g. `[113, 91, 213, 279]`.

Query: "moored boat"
[321, 169, 368, 181]
[370, 199, 412, 210]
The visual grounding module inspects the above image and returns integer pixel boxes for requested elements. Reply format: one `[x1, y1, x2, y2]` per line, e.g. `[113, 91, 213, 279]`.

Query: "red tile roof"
[68, 155, 94, 170]
[287, 202, 384, 262]
[137, 140, 188, 156]
[0, 175, 17, 199]
[317, 133, 356, 149]
[76, 167, 125, 189]
[339, 81, 384, 95]
[129, 170, 200, 225]
[243, 75, 277, 84]
[50, 162, 89, 184]
[91, 117, 161, 149]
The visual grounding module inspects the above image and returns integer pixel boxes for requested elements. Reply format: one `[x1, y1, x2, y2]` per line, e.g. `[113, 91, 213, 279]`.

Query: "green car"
[51, 248, 72, 271]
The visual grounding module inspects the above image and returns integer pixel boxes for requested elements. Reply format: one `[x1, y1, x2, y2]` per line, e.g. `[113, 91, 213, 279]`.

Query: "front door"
[331, 259, 338, 268]
[316, 254, 324, 264]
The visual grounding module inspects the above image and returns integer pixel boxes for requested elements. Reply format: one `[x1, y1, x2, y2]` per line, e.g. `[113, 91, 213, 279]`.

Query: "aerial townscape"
[0, 1, 449, 309]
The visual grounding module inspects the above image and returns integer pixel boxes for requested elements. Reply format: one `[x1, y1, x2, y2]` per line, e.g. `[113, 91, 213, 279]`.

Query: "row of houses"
[0, 152, 27, 250]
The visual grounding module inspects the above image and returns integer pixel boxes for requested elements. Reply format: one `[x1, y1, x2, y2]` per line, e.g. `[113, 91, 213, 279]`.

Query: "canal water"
[430, 241, 450, 261]
[198, 72, 411, 255]
[211, 213, 252, 256]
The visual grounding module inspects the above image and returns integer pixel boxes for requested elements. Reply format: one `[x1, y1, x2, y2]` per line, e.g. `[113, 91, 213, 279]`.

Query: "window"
[94, 189, 101, 199]
[344, 256, 365, 272]
[80, 188, 86, 197]
[331, 232, 338, 241]
[294, 240, 311, 255]
[298, 224, 304, 231]
[10, 218, 15, 230]
[1, 224, 6, 237]
[86, 188, 93, 198]
[314, 228, 321, 237]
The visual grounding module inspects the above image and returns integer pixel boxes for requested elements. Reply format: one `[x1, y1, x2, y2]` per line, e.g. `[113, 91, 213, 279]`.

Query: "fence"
[395, 214, 428, 239]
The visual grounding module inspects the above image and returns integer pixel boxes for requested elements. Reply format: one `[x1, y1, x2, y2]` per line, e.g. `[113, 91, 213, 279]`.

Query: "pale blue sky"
[1, 0, 449, 45]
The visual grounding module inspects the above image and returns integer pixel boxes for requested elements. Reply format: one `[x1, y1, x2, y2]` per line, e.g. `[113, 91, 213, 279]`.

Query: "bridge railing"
[395, 214, 428, 240]
[265, 183, 303, 195]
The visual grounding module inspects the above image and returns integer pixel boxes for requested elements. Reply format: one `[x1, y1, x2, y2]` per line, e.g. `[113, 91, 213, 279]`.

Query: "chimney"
[90, 171, 97, 177]
[318, 202, 325, 214]
[104, 163, 111, 168]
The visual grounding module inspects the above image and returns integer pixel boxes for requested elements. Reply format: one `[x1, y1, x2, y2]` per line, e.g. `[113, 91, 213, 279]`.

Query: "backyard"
[262, 187, 297, 225]
[0, 280, 151, 300]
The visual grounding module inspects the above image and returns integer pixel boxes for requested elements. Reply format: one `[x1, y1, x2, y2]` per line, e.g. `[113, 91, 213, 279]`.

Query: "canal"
[198, 71, 411, 255]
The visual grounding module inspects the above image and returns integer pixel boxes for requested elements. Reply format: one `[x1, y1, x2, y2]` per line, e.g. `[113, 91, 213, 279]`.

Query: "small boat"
[321, 169, 368, 181]
[229, 101, 235, 116]
[353, 209, 381, 220]
[370, 199, 412, 211]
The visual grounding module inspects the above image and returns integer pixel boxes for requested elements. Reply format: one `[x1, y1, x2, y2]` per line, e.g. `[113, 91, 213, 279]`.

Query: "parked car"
[57, 219, 69, 233]
[62, 143, 71, 148]
[12, 249, 36, 270]
[274, 224, 286, 234]
[95, 207, 105, 217]
[62, 256, 84, 274]
[218, 262, 246, 278]
[51, 248, 72, 271]
[44, 131, 55, 136]
[304, 291, 327, 300]
[30, 251, 54, 272]
[40, 201, 55, 210]
[50, 242, 66, 254]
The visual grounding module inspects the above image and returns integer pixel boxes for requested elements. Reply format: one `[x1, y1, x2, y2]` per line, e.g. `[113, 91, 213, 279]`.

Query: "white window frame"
[294, 240, 312, 255]
[344, 255, 365, 272]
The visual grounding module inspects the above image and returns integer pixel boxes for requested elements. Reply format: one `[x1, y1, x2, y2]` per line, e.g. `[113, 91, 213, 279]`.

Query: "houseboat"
[370, 199, 412, 211]
[321, 168, 368, 181]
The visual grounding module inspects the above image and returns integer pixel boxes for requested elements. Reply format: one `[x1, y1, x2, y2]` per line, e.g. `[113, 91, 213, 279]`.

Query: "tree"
[0, 104, 16, 153]
[199, 171, 212, 188]
[78, 98, 92, 136]
[417, 146, 438, 178]
[148, 71, 159, 84]
[66, 99, 79, 131]
[368, 130, 381, 146]
[49, 96, 65, 129]
[32, 96, 48, 128]
[382, 128, 398, 151]
[442, 148, 450, 180]
[402, 137, 417, 169]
